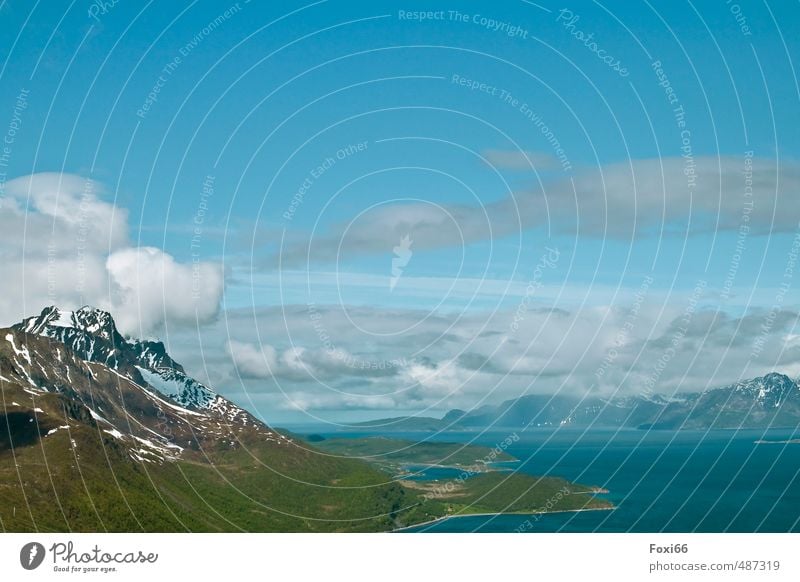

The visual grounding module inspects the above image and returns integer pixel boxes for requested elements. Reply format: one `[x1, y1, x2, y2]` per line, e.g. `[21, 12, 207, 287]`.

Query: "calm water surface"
[320, 427, 800, 532]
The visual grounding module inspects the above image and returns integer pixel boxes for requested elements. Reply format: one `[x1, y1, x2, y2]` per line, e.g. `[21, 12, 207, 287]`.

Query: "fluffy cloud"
[275, 156, 799, 265]
[166, 300, 800, 419]
[106, 247, 223, 336]
[0, 172, 223, 335]
[272, 391, 399, 413]
[1, 172, 129, 254]
[226, 339, 399, 382]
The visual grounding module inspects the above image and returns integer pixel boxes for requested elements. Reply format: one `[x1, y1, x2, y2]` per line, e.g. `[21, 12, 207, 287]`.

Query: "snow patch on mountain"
[135, 367, 208, 415]
[14, 305, 217, 410]
[727, 373, 797, 408]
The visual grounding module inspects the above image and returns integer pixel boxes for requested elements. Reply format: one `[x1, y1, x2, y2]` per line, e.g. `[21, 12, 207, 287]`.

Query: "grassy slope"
[0, 384, 418, 532]
[0, 425, 422, 532]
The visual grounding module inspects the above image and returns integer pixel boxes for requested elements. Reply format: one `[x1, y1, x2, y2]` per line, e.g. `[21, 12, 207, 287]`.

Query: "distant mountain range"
[0, 306, 418, 531]
[353, 373, 800, 432]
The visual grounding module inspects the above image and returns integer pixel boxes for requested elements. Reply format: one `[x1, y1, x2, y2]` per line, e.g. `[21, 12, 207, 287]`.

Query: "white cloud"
[275, 156, 800, 265]
[106, 247, 223, 336]
[170, 302, 800, 417]
[1, 172, 129, 254]
[226, 339, 398, 382]
[0, 172, 223, 335]
[273, 391, 400, 412]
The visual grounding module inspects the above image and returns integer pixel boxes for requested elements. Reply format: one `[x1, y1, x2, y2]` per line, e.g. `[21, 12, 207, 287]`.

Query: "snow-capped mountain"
[674, 372, 800, 429]
[3, 305, 285, 462]
[729, 372, 798, 408]
[15, 306, 216, 409]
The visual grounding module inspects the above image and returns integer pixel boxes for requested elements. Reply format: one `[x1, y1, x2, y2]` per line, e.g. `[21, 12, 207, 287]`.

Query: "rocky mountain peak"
[71, 305, 121, 341]
[12, 305, 214, 410]
[731, 372, 798, 407]
[19, 305, 124, 344]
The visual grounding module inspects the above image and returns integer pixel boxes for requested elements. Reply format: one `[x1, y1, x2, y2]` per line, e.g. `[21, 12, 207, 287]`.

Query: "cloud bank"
[202, 300, 800, 416]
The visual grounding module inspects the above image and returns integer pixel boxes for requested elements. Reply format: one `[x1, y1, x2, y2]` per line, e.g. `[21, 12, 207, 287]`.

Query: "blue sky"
[1, 0, 799, 423]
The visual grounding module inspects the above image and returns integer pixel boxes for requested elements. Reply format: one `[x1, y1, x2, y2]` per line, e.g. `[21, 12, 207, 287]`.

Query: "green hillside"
[0, 385, 413, 532]
[312, 436, 516, 473]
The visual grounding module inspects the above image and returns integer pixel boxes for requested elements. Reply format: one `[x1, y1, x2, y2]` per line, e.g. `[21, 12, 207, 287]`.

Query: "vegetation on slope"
[312, 436, 516, 473]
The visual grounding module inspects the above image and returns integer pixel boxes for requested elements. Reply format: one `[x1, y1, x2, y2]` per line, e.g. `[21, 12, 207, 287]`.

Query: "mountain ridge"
[13, 305, 217, 409]
[352, 372, 800, 432]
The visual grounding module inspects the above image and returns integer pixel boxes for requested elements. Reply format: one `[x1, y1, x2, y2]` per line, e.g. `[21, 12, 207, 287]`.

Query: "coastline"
[395, 459, 521, 477]
[392, 460, 519, 478]
[393, 505, 614, 532]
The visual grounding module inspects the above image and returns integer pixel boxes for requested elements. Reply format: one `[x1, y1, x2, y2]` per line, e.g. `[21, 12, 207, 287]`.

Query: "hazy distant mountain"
[354, 373, 800, 432]
[645, 373, 800, 430]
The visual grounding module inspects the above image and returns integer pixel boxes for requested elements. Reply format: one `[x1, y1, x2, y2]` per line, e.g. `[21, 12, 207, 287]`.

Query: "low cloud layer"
[0, 172, 224, 335]
[226, 339, 399, 382]
[177, 300, 800, 418]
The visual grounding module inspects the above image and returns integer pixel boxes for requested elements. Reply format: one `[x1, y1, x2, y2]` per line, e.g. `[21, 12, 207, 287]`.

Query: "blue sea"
[309, 427, 800, 532]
